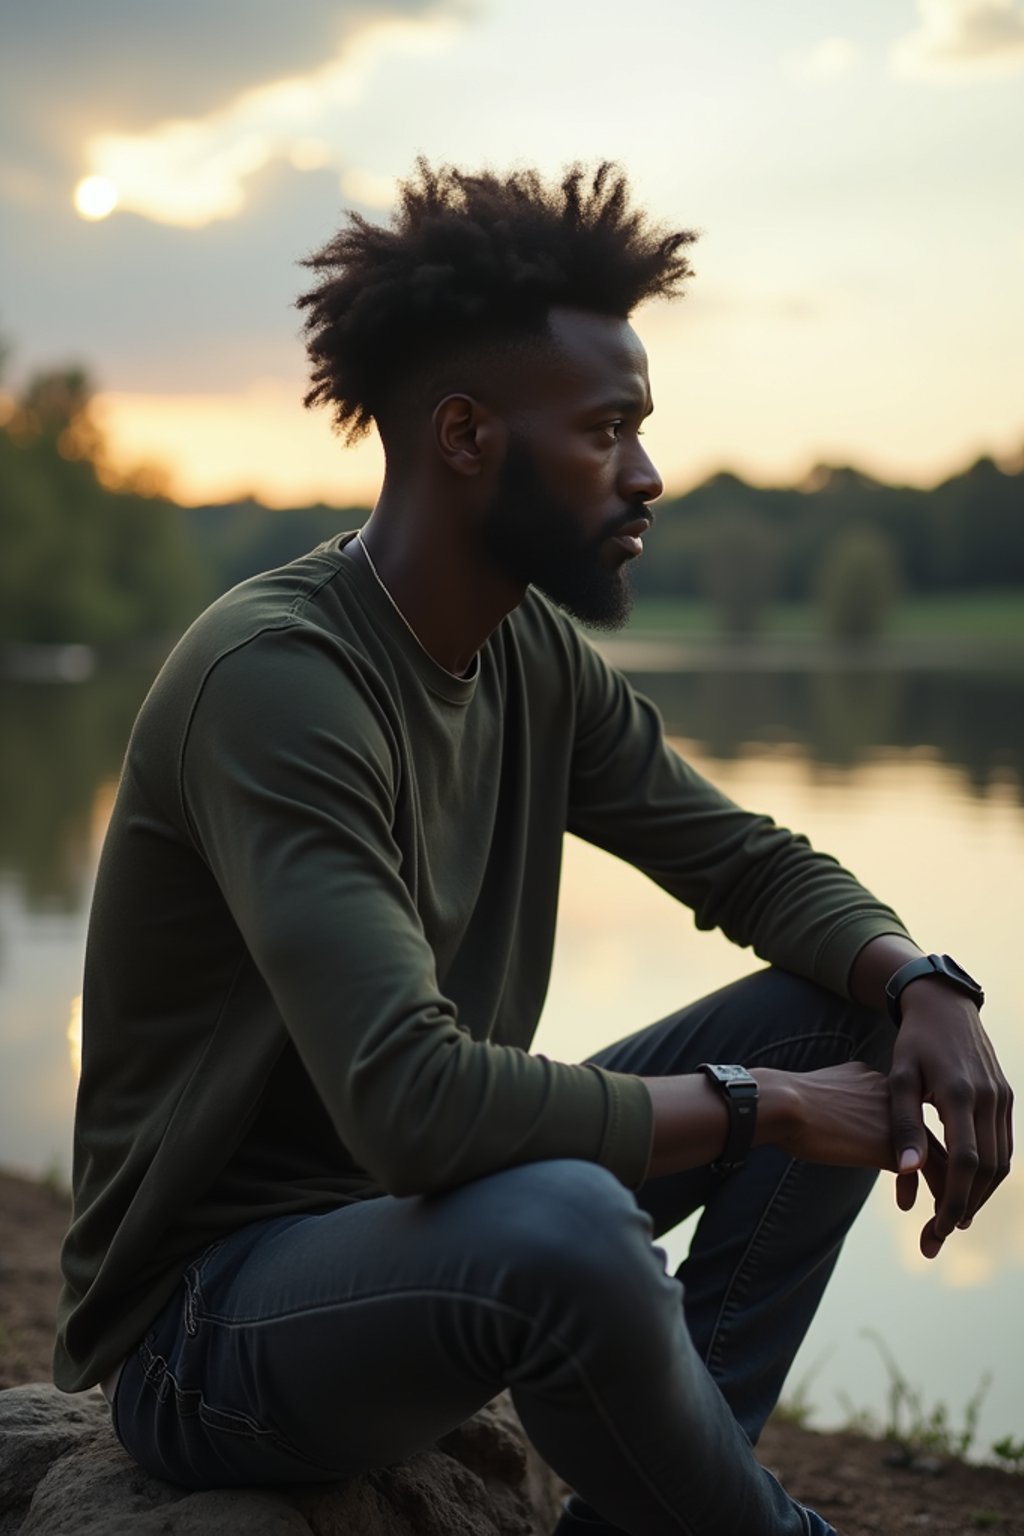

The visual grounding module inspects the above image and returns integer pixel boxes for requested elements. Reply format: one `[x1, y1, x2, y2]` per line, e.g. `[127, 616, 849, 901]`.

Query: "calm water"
[1, 658, 1022, 1450]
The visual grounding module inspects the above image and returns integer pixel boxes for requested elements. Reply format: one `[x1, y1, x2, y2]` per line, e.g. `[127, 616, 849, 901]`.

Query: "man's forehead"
[546, 306, 648, 372]
[529, 306, 651, 405]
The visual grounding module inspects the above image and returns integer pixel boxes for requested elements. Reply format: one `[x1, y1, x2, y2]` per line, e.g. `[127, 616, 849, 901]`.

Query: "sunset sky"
[2, 0, 1023, 507]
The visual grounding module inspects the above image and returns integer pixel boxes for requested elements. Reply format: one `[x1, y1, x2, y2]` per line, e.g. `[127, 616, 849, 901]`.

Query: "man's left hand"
[888, 981, 1013, 1259]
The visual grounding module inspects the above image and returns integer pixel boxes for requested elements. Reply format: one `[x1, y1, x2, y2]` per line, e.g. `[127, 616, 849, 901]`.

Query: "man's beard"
[479, 440, 637, 630]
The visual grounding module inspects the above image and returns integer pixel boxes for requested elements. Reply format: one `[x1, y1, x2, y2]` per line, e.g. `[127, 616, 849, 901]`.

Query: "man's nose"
[622, 442, 664, 504]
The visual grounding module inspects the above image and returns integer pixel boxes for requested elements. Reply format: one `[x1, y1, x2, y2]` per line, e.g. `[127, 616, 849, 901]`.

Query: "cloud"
[891, 0, 1024, 79]
[76, 13, 458, 228]
[0, 0, 467, 195]
[790, 36, 863, 81]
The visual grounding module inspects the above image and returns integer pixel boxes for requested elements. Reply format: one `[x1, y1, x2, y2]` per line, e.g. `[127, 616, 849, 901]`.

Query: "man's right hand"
[762, 1061, 898, 1171]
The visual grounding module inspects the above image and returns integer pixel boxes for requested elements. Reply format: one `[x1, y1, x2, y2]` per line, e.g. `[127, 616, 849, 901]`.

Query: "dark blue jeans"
[112, 969, 894, 1535]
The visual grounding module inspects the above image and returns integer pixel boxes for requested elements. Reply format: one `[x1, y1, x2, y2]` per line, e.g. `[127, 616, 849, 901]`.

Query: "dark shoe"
[551, 1494, 625, 1534]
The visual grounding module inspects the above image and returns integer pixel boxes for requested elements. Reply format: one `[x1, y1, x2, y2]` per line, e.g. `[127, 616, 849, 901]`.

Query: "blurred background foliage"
[1, 347, 1022, 651]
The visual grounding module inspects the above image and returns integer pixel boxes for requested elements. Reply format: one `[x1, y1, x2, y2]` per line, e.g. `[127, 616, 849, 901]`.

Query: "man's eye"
[600, 421, 644, 441]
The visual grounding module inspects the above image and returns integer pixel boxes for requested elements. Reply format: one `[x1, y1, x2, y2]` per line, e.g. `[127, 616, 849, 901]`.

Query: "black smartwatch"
[884, 953, 985, 1027]
[699, 1063, 759, 1172]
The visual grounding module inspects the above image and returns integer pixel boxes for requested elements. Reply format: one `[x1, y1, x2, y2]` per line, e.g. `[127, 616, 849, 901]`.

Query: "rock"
[0, 1386, 110, 1522]
[0, 1385, 562, 1536]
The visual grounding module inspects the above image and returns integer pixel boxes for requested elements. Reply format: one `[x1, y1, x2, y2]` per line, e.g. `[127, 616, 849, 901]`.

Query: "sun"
[74, 175, 119, 221]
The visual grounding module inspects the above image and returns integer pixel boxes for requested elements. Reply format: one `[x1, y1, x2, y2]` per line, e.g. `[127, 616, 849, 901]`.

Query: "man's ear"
[433, 394, 506, 477]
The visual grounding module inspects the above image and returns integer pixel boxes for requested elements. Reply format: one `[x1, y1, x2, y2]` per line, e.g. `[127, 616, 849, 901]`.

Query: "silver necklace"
[356, 530, 472, 679]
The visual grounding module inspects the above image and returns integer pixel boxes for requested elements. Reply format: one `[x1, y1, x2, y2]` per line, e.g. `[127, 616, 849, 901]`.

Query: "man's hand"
[889, 980, 1013, 1259]
[766, 1060, 897, 1170]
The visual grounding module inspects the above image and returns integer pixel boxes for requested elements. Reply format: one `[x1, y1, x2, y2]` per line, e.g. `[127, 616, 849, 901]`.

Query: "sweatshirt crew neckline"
[333, 531, 479, 706]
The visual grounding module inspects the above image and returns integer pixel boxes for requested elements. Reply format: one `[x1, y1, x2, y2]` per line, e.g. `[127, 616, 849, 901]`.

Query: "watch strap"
[884, 953, 985, 1027]
[699, 1063, 759, 1172]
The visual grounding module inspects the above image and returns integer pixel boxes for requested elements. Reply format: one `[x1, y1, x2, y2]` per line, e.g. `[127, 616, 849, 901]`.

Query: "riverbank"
[1, 1168, 1019, 1534]
[629, 590, 1024, 646]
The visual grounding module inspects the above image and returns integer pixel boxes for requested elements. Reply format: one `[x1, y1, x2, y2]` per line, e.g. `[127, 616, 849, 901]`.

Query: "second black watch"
[884, 953, 985, 1027]
[699, 1063, 759, 1172]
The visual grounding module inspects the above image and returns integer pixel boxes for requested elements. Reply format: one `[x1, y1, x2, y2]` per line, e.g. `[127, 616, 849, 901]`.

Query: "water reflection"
[0, 663, 1021, 924]
[625, 666, 1024, 800]
[0, 669, 154, 915]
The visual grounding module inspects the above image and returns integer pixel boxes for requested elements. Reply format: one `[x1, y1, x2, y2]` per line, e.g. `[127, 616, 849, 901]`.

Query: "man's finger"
[957, 1086, 999, 1227]
[897, 1129, 945, 1225]
[920, 1215, 944, 1260]
[959, 1074, 1014, 1227]
[918, 1131, 948, 1258]
[887, 1063, 928, 1175]
[895, 1169, 918, 1212]
[934, 1093, 978, 1239]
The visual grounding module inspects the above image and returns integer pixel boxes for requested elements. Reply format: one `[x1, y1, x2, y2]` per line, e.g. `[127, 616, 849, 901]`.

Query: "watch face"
[940, 955, 982, 992]
[885, 954, 985, 1025]
[714, 1064, 752, 1084]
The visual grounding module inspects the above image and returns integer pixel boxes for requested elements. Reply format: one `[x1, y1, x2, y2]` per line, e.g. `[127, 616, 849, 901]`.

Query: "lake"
[1, 652, 1022, 1454]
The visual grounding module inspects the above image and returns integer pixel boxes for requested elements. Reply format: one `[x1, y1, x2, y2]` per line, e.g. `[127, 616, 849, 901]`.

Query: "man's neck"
[353, 493, 525, 678]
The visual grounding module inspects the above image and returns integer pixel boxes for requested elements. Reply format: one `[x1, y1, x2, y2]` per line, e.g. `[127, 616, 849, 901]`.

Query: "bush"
[815, 525, 901, 642]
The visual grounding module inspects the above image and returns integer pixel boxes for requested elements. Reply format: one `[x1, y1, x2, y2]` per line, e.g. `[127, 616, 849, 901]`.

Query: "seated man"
[56, 162, 1012, 1536]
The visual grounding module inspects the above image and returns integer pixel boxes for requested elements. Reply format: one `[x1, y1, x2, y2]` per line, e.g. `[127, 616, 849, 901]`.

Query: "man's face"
[478, 308, 663, 630]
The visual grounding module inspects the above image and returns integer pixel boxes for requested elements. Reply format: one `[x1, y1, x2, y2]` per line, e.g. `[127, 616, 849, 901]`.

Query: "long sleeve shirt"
[55, 533, 909, 1390]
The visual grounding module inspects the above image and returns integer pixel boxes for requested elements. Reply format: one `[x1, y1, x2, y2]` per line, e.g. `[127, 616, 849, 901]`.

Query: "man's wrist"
[847, 934, 924, 1013]
[750, 1068, 800, 1149]
[699, 1064, 759, 1170]
[884, 953, 985, 1027]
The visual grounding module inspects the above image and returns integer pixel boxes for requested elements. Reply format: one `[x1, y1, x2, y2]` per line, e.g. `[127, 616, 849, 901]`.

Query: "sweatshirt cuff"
[816, 918, 914, 999]
[592, 1068, 654, 1189]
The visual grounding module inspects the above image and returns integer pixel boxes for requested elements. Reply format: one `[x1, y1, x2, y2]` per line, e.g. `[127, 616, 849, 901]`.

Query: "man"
[57, 163, 1011, 1536]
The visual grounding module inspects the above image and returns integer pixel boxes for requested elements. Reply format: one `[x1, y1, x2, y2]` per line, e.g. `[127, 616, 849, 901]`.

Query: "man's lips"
[609, 514, 652, 558]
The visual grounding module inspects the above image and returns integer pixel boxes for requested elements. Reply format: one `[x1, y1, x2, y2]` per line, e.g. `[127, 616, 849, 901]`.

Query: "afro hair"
[297, 159, 697, 441]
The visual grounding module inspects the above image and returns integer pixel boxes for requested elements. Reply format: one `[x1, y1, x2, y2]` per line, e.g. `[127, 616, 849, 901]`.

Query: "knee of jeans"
[488, 1160, 657, 1307]
[762, 967, 895, 1072]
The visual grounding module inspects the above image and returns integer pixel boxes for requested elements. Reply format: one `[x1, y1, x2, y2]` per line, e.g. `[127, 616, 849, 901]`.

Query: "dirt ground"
[1, 1167, 1020, 1534]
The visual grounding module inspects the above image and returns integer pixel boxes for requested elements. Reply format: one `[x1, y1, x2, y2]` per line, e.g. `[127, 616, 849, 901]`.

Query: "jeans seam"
[701, 1025, 866, 1371]
[702, 1158, 798, 1377]
[198, 1283, 699, 1533]
[136, 1335, 341, 1474]
[743, 1030, 856, 1067]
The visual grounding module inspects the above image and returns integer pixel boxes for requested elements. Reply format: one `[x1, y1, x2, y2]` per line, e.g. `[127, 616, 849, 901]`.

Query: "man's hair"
[297, 159, 697, 441]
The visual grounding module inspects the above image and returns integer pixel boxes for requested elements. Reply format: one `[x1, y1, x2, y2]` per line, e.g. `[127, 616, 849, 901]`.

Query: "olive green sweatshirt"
[55, 534, 909, 1391]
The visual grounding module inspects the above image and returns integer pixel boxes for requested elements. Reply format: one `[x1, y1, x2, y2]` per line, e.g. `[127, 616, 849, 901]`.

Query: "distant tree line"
[0, 365, 203, 646]
[629, 462, 1024, 636]
[1, 358, 1021, 647]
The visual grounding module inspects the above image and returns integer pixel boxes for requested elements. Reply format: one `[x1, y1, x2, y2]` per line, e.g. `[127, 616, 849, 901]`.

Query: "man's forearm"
[641, 1065, 892, 1181]
[847, 933, 923, 1012]
[642, 1073, 797, 1180]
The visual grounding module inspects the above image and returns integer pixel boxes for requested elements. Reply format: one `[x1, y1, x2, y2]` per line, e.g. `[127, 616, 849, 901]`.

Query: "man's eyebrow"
[587, 393, 653, 417]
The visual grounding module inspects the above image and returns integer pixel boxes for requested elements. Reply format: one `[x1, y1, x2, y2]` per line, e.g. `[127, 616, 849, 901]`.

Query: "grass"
[886, 591, 1024, 641]
[777, 1330, 1024, 1474]
[773, 1352, 833, 1430]
[629, 589, 1024, 645]
[852, 1328, 991, 1466]
[991, 1435, 1024, 1473]
[835, 1327, 1000, 1468]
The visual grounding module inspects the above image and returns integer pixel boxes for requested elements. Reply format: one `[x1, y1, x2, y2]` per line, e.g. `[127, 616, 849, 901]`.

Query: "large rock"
[0, 1384, 562, 1536]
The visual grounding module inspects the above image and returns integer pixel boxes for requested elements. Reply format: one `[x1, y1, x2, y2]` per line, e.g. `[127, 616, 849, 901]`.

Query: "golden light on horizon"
[74, 174, 119, 221]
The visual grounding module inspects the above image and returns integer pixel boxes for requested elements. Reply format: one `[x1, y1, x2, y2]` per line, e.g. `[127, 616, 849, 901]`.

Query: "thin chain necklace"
[356, 530, 473, 679]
